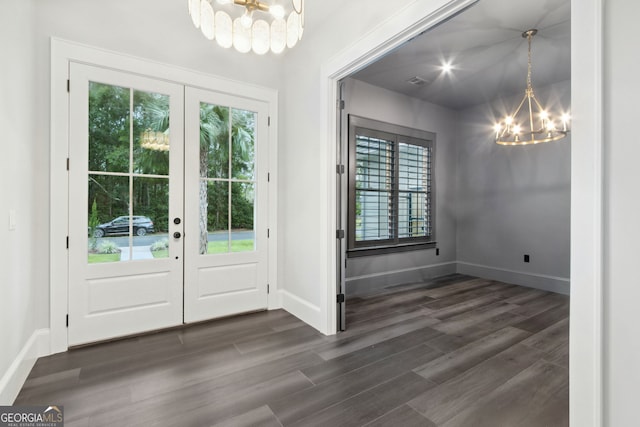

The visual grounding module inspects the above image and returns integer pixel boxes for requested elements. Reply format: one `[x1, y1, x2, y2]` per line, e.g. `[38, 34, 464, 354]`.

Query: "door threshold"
[68, 308, 268, 350]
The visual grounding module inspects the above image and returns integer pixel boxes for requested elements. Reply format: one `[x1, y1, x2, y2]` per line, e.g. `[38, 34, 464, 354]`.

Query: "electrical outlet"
[524, 254, 530, 263]
[436, 248, 440, 256]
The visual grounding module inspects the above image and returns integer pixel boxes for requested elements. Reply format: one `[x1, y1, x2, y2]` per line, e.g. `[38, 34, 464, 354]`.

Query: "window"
[348, 116, 435, 253]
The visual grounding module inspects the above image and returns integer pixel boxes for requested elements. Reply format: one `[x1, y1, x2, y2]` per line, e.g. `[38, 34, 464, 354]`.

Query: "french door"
[68, 64, 269, 346]
[184, 87, 269, 323]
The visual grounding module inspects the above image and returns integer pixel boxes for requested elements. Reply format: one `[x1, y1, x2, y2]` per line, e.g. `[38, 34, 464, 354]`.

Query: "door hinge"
[66, 236, 69, 249]
[337, 293, 345, 303]
[268, 116, 271, 126]
[336, 229, 345, 239]
[67, 79, 70, 93]
[66, 314, 69, 327]
[267, 172, 270, 182]
[66, 158, 69, 171]
[336, 164, 345, 174]
[338, 100, 345, 110]
[267, 228, 270, 238]
[267, 284, 270, 294]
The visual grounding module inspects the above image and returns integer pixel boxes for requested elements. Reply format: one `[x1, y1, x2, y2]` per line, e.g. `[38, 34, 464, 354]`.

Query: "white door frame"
[319, 0, 603, 426]
[50, 38, 280, 353]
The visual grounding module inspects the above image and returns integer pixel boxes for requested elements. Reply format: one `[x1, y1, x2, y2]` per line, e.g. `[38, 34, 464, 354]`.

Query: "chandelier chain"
[527, 32, 533, 91]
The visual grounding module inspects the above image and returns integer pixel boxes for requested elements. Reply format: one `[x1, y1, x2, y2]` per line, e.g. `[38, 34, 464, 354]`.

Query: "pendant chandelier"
[494, 29, 570, 145]
[187, 0, 304, 55]
[140, 129, 170, 151]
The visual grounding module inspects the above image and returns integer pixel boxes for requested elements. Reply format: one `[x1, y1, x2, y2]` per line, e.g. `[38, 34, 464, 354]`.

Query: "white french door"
[183, 87, 269, 323]
[68, 64, 185, 346]
[68, 64, 269, 345]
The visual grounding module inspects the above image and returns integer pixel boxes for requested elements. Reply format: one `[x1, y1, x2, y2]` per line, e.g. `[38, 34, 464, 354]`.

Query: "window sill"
[347, 241, 437, 258]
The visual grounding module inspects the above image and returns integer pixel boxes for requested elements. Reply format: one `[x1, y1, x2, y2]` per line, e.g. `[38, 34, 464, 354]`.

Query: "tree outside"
[87, 82, 256, 260]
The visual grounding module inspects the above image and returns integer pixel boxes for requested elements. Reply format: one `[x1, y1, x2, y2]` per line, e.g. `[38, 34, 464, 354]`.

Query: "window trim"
[347, 115, 436, 253]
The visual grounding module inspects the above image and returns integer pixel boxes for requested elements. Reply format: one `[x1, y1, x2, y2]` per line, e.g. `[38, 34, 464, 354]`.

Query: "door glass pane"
[200, 103, 229, 179]
[134, 90, 170, 175]
[89, 82, 130, 174]
[231, 182, 255, 252]
[134, 177, 168, 259]
[198, 104, 258, 255]
[203, 181, 229, 254]
[231, 108, 256, 181]
[88, 175, 129, 263]
[87, 83, 172, 263]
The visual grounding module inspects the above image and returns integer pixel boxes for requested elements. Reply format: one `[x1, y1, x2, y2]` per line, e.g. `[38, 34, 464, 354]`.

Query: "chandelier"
[140, 130, 170, 151]
[494, 29, 570, 145]
[187, 0, 304, 55]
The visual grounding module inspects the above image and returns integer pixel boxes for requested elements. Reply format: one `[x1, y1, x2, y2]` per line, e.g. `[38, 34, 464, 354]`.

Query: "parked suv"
[92, 216, 155, 237]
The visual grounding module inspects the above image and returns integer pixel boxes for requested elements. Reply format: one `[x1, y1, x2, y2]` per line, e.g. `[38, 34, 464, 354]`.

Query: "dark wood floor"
[16, 274, 569, 426]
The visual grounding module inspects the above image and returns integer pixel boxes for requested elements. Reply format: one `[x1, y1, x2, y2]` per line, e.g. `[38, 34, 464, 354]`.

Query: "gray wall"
[456, 80, 571, 294]
[344, 78, 571, 296]
[343, 78, 459, 295]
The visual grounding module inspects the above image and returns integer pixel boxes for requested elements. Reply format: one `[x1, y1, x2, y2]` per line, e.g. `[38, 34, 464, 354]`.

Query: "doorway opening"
[335, 0, 570, 332]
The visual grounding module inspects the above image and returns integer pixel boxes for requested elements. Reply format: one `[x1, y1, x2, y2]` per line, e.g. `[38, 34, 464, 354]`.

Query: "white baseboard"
[0, 329, 50, 405]
[280, 290, 322, 333]
[457, 262, 570, 295]
[346, 262, 457, 296]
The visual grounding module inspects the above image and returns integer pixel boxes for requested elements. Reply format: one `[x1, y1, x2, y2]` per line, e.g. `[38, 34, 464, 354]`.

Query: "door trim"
[50, 38, 279, 353]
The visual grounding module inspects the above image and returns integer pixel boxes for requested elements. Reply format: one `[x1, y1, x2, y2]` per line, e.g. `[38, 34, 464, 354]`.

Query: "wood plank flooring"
[15, 274, 569, 426]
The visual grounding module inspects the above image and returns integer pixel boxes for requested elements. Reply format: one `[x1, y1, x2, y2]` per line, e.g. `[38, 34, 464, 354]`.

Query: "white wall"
[0, 0, 44, 403]
[342, 78, 458, 294]
[603, 0, 640, 424]
[278, 0, 417, 329]
[456, 80, 571, 293]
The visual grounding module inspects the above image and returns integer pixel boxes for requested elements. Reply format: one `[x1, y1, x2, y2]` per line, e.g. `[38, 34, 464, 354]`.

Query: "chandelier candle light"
[188, 0, 304, 54]
[494, 29, 570, 145]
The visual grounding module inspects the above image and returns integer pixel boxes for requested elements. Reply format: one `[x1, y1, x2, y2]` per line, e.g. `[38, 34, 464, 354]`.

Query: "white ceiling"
[350, 0, 571, 110]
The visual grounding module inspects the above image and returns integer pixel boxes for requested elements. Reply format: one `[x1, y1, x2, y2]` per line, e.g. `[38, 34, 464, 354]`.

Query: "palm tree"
[198, 104, 256, 254]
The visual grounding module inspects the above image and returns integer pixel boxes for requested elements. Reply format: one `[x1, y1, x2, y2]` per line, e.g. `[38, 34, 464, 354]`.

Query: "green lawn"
[151, 239, 254, 258]
[88, 253, 120, 263]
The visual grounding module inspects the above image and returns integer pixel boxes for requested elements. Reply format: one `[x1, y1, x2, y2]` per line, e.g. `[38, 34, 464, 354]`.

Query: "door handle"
[173, 218, 181, 225]
[173, 232, 181, 239]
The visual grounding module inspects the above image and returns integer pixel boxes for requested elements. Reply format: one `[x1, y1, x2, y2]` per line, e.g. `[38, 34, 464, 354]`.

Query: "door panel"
[184, 87, 269, 323]
[68, 63, 184, 346]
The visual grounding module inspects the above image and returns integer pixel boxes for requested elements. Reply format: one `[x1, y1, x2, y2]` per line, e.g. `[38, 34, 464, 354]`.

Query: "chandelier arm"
[527, 94, 535, 134]
[531, 94, 545, 111]
[511, 93, 528, 122]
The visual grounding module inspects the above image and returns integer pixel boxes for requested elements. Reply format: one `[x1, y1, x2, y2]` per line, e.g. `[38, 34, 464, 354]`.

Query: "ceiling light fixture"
[140, 130, 170, 151]
[187, 0, 304, 55]
[494, 29, 570, 145]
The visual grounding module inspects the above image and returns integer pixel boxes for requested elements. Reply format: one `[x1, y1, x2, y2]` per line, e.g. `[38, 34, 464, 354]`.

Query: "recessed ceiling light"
[441, 61, 453, 74]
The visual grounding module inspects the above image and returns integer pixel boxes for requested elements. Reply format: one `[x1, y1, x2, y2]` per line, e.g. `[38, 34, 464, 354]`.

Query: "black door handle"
[174, 218, 181, 225]
[173, 232, 181, 239]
